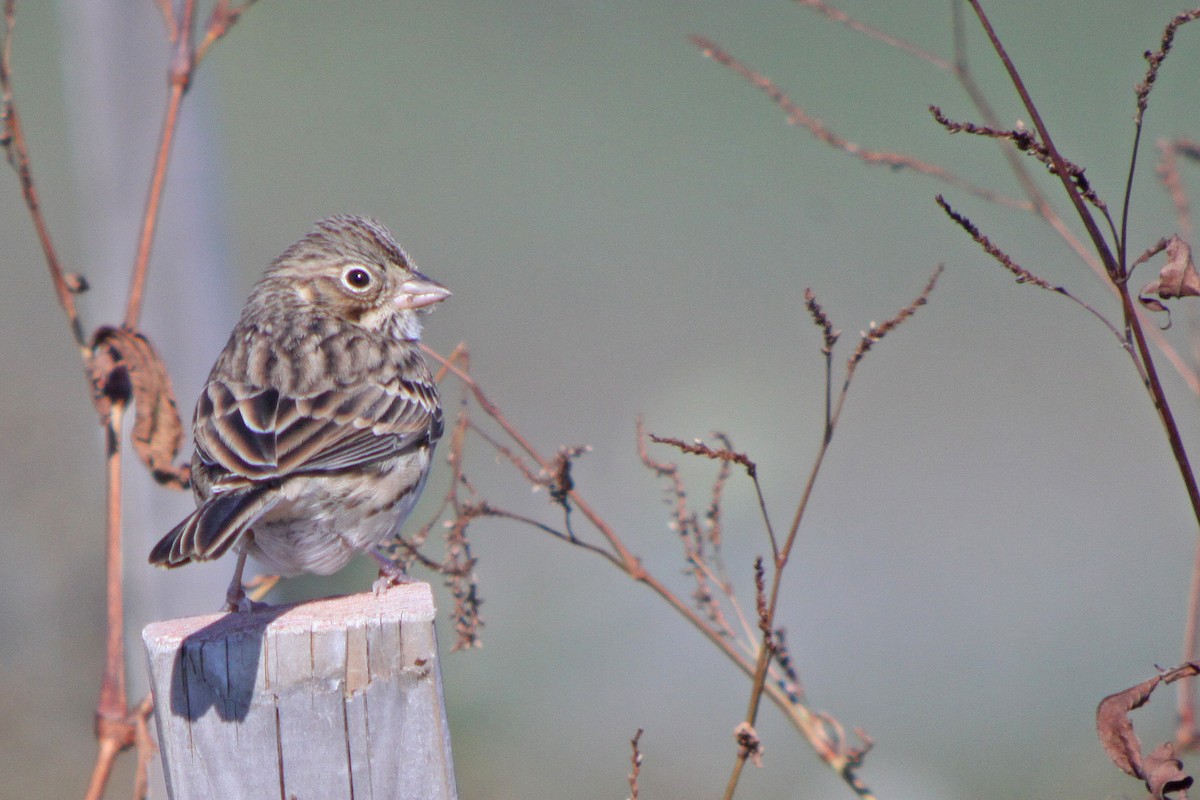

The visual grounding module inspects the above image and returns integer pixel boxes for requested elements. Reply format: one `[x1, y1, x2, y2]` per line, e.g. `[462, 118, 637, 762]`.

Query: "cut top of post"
[143, 583, 457, 800]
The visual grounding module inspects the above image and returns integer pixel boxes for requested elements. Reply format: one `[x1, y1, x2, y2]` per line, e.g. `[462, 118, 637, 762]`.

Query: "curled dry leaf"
[1096, 674, 1160, 780]
[88, 326, 190, 489]
[1144, 743, 1193, 800]
[1138, 235, 1200, 315]
[1096, 666, 1198, 799]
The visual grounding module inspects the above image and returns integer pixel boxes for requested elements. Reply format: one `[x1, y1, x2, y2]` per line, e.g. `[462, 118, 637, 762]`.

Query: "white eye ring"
[341, 265, 373, 292]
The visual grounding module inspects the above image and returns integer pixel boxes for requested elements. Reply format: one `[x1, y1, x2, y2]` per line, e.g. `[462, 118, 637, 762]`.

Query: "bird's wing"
[193, 372, 442, 481]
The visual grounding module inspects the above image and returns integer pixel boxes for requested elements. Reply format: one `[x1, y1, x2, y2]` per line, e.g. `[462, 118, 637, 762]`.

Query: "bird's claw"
[370, 548, 412, 595]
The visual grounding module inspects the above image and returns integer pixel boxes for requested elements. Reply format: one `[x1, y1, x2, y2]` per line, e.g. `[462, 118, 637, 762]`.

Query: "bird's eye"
[341, 265, 373, 292]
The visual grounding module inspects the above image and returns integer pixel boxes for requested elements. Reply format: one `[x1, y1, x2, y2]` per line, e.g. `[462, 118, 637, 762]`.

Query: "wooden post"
[142, 583, 457, 800]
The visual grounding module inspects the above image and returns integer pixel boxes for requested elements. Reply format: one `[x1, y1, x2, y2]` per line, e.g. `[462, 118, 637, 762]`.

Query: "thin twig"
[127, 0, 256, 326]
[125, 0, 194, 327]
[195, 0, 258, 66]
[935, 194, 1141, 377]
[151, 0, 176, 40]
[929, 104, 1107, 213]
[966, 2, 1117, 276]
[792, 0, 953, 69]
[1, 0, 85, 352]
[968, 1, 1200, 749]
[428, 346, 863, 785]
[627, 729, 644, 800]
[87, 404, 133, 800]
[688, 34, 1029, 211]
[1157, 139, 1197, 245]
[723, 276, 938, 800]
[948, 0, 1200, 398]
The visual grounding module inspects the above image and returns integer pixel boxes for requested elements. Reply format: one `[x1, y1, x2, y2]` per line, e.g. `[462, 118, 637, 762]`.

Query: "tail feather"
[149, 487, 277, 567]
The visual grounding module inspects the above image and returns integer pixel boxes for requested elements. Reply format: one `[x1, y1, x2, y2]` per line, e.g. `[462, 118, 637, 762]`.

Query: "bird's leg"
[370, 546, 412, 594]
[223, 550, 257, 612]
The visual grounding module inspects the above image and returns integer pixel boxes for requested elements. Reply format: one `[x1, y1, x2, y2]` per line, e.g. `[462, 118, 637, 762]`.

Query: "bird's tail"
[149, 486, 277, 567]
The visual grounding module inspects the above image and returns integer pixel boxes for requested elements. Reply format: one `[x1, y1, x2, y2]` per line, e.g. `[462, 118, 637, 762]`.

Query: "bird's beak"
[395, 275, 451, 310]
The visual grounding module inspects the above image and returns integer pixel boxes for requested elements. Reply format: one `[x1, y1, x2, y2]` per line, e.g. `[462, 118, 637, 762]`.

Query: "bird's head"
[262, 215, 450, 339]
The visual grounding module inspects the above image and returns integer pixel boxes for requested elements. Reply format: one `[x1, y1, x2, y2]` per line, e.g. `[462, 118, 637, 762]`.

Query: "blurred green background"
[4, 1, 1200, 797]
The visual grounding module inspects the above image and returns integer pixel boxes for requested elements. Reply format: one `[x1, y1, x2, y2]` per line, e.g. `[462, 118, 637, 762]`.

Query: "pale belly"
[240, 451, 430, 576]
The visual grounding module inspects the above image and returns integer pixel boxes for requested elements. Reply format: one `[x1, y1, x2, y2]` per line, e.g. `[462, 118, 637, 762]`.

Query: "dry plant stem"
[87, 405, 131, 800]
[771, 0, 1200, 398]
[422, 347, 867, 786]
[0, 0, 85, 352]
[125, 0, 194, 327]
[794, 0, 953, 69]
[627, 729, 644, 800]
[5, 1, 255, 796]
[688, 35, 1028, 212]
[1158, 141, 1194, 244]
[934, 195, 1141, 381]
[132, 694, 156, 799]
[84, 737, 122, 800]
[948, 0, 1200, 398]
[723, 272, 937, 800]
[965, 0, 1200, 743]
[196, 2, 258, 65]
[127, 0, 254, 327]
[967, 2, 1117, 273]
[721, 342, 859, 800]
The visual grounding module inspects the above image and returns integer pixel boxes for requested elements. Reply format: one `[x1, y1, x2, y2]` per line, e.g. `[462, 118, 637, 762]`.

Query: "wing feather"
[192, 350, 441, 481]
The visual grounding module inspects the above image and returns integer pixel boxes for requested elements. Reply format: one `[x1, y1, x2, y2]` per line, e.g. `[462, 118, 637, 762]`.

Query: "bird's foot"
[370, 547, 412, 595]
[223, 592, 270, 614]
[223, 583, 271, 613]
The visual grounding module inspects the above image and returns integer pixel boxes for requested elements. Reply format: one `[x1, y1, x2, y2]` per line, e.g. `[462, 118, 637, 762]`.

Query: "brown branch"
[86, 405, 132, 800]
[946, 2, 1200, 397]
[433, 336, 884, 796]
[966, 2, 1117, 276]
[125, 0, 194, 327]
[792, 0, 953, 69]
[132, 694, 157, 799]
[648, 433, 756, 478]
[849, 264, 942, 366]
[647, 428, 779, 562]
[638, 423, 739, 634]
[1136, 10, 1200, 125]
[930, 105, 1106, 211]
[196, 0, 258, 66]
[426, 346, 866, 785]
[719, 277, 941, 800]
[730, 275, 941, 798]
[936, 195, 1138, 373]
[627, 729, 644, 800]
[2, 2, 260, 795]
[1157, 139, 1199, 245]
[782, 0, 1200, 404]
[964, 4, 1200, 749]
[127, 0, 256, 326]
[1, 0, 85, 352]
[688, 34, 1029, 211]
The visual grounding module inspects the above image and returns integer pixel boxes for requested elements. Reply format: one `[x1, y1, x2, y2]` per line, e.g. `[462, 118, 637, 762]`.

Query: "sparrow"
[149, 215, 449, 610]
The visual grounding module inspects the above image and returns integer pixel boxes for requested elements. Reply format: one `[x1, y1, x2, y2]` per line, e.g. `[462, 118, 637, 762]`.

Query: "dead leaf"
[88, 326, 190, 490]
[1144, 743, 1193, 800]
[1096, 674, 1160, 779]
[1139, 235, 1200, 318]
[1097, 667, 1198, 799]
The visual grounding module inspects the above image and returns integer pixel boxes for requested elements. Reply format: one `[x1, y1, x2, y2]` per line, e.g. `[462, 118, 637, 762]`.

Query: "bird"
[149, 215, 450, 611]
